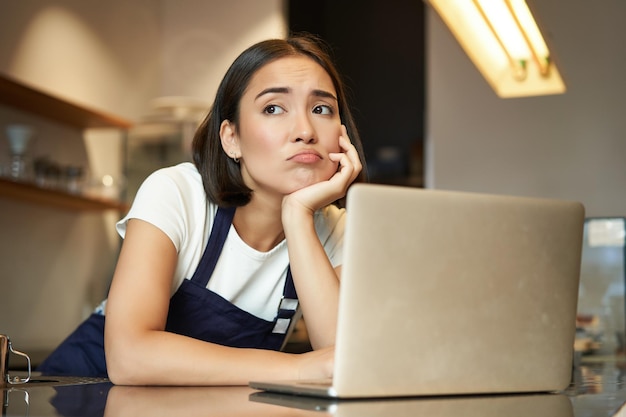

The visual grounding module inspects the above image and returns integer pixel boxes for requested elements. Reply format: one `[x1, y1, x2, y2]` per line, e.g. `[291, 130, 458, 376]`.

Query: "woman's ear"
[219, 120, 241, 160]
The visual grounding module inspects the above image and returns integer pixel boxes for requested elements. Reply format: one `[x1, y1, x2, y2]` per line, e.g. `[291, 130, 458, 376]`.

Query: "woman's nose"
[292, 112, 317, 143]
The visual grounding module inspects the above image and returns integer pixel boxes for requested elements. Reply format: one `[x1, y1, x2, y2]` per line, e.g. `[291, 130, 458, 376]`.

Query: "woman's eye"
[264, 105, 284, 115]
[313, 105, 333, 115]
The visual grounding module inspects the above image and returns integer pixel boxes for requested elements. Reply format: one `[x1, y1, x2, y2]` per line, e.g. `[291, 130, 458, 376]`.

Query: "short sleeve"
[116, 163, 207, 252]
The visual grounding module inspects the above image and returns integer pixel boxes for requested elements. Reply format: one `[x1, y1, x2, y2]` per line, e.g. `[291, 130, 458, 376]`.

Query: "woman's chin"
[292, 171, 335, 191]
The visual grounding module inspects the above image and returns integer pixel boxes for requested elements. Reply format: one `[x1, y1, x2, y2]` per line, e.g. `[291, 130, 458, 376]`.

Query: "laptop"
[250, 184, 585, 398]
[249, 391, 573, 417]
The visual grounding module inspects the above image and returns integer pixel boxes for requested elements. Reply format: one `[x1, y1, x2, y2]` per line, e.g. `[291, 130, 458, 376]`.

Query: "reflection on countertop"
[567, 357, 626, 416]
[3, 359, 626, 417]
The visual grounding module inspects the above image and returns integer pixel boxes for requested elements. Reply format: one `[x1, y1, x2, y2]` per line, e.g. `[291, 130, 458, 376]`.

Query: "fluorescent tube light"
[426, 0, 566, 98]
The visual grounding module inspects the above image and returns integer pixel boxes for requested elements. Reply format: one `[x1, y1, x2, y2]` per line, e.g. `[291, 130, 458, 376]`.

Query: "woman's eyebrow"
[255, 87, 289, 100]
[312, 89, 338, 101]
[254, 87, 337, 101]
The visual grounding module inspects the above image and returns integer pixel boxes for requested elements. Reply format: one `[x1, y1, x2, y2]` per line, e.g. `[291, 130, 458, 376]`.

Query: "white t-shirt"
[108, 162, 345, 321]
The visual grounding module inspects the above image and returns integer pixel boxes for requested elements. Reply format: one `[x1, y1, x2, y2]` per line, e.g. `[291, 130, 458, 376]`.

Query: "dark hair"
[192, 33, 367, 207]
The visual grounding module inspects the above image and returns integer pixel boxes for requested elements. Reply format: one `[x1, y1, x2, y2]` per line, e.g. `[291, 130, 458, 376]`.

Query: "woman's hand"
[282, 125, 362, 216]
[295, 346, 335, 380]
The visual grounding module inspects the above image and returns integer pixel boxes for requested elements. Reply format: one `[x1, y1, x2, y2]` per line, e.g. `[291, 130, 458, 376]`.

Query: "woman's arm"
[281, 209, 342, 349]
[104, 219, 333, 385]
[281, 126, 362, 349]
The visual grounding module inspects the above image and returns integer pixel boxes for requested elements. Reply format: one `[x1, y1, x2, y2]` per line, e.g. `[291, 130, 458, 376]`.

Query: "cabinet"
[0, 73, 132, 211]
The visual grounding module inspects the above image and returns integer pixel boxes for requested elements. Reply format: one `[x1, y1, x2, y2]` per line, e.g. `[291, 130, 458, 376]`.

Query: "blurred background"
[0, 0, 624, 364]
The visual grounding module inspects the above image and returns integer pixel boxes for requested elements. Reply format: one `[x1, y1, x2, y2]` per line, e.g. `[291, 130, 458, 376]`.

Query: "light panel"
[426, 0, 566, 98]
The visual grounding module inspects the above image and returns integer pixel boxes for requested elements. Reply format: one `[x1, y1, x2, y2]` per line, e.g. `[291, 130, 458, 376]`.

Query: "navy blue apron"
[37, 206, 299, 377]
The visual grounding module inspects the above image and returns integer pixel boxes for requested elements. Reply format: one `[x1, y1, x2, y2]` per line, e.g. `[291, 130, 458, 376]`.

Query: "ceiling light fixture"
[426, 0, 566, 98]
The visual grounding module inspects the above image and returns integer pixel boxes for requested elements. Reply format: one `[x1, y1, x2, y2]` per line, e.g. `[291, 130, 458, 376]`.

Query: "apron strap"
[273, 267, 299, 334]
[190, 206, 235, 288]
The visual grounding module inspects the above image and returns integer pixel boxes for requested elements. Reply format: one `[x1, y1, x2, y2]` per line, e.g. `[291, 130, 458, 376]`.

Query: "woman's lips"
[289, 151, 323, 164]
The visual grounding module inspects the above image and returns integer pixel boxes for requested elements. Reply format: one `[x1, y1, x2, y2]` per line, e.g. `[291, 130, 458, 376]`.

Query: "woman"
[38, 33, 367, 385]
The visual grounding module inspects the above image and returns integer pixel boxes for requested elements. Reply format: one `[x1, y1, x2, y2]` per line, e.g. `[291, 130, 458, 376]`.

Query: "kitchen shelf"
[0, 73, 132, 211]
[0, 178, 128, 211]
[0, 73, 133, 129]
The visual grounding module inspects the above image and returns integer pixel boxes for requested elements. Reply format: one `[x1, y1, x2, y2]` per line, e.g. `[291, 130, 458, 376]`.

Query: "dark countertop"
[3, 359, 626, 417]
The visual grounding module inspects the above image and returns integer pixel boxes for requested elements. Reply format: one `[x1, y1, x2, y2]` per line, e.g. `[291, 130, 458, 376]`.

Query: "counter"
[3, 359, 626, 417]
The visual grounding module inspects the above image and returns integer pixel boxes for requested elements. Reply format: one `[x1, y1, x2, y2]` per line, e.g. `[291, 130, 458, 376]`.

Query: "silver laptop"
[249, 391, 573, 417]
[250, 184, 585, 398]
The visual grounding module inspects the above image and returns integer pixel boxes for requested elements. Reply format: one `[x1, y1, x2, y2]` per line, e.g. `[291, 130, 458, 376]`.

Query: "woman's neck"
[232, 198, 285, 252]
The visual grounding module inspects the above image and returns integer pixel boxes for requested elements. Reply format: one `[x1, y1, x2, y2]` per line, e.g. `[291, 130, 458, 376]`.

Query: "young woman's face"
[222, 56, 342, 198]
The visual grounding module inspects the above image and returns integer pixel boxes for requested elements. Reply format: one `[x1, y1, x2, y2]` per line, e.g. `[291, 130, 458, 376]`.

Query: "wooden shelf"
[0, 178, 128, 211]
[0, 73, 132, 211]
[0, 73, 133, 129]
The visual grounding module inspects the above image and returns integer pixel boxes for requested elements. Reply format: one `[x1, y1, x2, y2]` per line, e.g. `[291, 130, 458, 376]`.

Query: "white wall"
[159, 0, 287, 101]
[0, 0, 162, 120]
[0, 0, 286, 359]
[426, 1, 626, 218]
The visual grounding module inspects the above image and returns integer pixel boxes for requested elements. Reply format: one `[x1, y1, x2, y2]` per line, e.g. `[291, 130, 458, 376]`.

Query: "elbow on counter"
[105, 351, 144, 386]
[104, 336, 153, 386]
